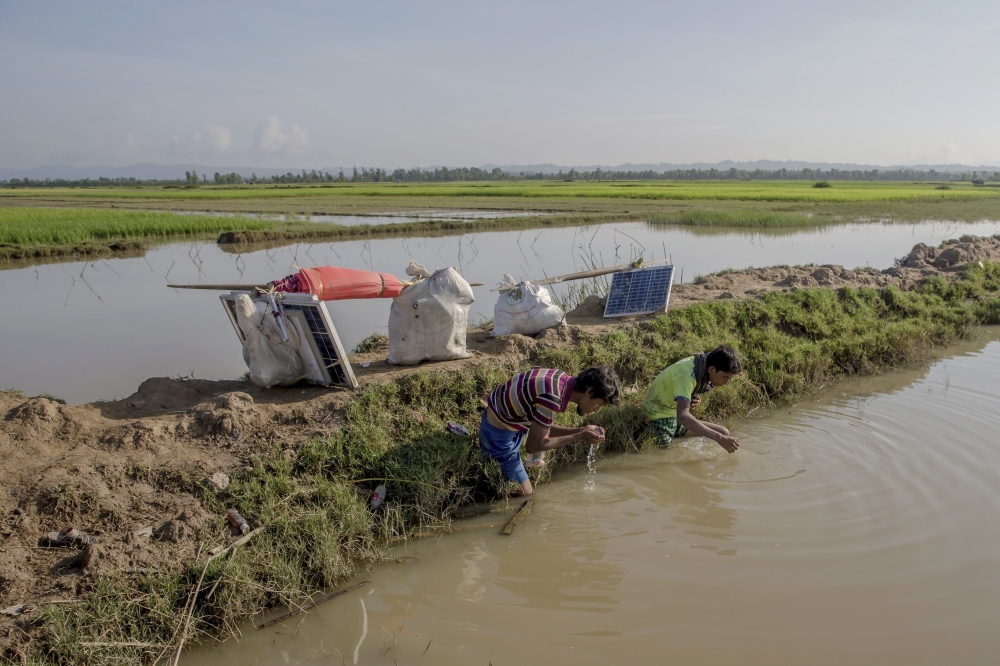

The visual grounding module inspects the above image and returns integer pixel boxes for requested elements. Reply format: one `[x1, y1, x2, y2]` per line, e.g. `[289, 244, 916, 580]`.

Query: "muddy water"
[2, 219, 999, 403]
[185, 330, 1000, 666]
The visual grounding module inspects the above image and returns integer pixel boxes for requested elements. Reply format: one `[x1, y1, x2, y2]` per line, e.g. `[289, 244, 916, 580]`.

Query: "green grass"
[648, 209, 821, 227]
[3, 180, 999, 203]
[352, 332, 389, 354]
[18, 260, 1000, 666]
[0, 207, 278, 248]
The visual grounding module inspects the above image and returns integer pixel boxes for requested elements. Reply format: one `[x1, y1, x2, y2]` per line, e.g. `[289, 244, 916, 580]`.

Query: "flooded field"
[2, 219, 999, 403]
[183, 330, 1000, 666]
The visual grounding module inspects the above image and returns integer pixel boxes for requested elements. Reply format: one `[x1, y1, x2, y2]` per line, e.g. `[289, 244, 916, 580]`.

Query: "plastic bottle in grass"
[226, 509, 250, 535]
[370, 485, 387, 509]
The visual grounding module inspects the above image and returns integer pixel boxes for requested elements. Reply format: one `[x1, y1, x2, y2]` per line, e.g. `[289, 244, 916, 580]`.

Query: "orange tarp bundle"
[298, 266, 405, 301]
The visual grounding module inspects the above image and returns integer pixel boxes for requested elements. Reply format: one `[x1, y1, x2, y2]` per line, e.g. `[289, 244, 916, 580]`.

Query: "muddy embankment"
[2, 234, 999, 662]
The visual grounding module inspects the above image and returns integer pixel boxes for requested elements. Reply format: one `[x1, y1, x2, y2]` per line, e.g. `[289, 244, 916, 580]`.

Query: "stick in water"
[502, 499, 534, 535]
[257, 580, 370, 629]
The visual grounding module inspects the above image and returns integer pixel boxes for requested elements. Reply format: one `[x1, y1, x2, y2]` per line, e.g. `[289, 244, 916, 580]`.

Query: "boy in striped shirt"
[480, 365, 621, 496]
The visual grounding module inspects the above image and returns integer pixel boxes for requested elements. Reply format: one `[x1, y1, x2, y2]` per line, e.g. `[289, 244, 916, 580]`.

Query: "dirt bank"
[2, 234, 999, 656]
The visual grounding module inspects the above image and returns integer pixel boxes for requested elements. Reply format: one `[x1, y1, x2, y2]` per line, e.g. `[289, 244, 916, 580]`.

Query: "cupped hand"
[581, 425, 606, 444]
[715, 434, 740, 453]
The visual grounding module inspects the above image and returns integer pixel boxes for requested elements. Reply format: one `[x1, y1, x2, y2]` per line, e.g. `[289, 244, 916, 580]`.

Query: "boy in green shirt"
[643, 345, 743, 452]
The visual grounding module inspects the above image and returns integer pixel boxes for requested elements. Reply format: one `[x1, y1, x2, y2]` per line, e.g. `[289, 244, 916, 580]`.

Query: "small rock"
[207, 472, 230, 494]
[716, 291, 735, 299]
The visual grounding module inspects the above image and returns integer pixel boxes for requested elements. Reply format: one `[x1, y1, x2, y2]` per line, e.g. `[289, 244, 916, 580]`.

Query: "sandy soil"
[2, 234, 998, 619]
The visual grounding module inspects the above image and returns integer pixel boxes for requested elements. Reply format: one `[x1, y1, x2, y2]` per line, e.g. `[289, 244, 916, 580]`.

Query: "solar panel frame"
[602, 265, 675, 318]
[221, 292, 358, 389]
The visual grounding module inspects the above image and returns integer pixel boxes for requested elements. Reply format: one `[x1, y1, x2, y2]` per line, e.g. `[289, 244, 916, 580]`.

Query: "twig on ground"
[257, 580, 370, 630]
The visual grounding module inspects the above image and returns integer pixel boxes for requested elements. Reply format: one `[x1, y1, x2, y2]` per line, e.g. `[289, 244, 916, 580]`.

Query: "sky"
[2, 0, 999, 170]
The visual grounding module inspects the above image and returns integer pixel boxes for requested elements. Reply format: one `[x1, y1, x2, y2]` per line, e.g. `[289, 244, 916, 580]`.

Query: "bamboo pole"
[502, 499, 534, 535]
[168, 282, 484, 290]
[492, 258, 671, 291]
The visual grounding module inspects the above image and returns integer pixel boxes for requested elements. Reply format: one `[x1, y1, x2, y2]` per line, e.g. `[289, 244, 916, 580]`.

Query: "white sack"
[492, 274, 565, 336]
[235, 293, 305, 387]
[387, 264, 474, 365]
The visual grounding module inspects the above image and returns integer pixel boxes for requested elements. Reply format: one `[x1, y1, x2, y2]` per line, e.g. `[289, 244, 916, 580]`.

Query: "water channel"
[183, 330, 1000, 666]
[2, 219, 998, 403]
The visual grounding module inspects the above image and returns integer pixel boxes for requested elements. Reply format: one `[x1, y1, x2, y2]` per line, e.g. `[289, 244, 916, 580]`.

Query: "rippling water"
[185, 330, 1000, 666]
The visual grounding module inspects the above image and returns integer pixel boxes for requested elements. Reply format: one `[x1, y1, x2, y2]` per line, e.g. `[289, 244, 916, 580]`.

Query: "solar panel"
[603, 265, 674, 318]
[221, 292, 358, 389]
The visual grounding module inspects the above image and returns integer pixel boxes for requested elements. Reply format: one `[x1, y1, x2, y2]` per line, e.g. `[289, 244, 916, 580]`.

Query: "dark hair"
[575, 365, 621, 405]
[705, 344, 743, 374]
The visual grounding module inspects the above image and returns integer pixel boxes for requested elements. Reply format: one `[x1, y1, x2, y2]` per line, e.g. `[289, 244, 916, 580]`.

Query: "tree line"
[3, 166, 1000, 188]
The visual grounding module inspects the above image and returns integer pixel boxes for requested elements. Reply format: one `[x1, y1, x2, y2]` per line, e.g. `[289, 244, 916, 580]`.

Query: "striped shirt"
[487, 368, 575, 431]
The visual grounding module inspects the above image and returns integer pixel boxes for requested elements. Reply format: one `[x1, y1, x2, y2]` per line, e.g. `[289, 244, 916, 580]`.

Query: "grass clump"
[18, 262, 1000, 665]
[352, 332, 389, 354]
[647, 209, 819, 228]
[813, 181, 832, 188]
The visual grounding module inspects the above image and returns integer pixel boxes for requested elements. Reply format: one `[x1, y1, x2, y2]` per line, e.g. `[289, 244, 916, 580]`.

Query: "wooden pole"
[168, 282, 484, 291]
[502, 499, 534, 535]
[492, 258, 671, 291]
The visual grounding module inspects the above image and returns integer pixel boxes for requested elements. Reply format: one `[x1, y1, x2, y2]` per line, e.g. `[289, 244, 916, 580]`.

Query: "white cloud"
[205, 124, 234, 154]
[253, 116, 310, 156]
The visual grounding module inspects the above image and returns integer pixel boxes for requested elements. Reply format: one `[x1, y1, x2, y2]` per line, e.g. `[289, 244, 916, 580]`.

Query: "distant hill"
[483, 160, 1000, 174]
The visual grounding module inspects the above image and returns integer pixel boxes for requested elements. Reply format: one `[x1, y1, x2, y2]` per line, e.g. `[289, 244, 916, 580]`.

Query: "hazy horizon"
[2, 1, 998, 170]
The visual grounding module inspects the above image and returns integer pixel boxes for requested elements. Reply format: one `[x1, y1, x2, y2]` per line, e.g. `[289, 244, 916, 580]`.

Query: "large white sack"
[492, 273, 565, 336]
[235, 294, 305, 387]
[387, 263, 474, 365]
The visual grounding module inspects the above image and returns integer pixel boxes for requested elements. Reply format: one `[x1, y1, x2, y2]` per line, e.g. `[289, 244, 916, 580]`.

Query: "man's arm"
[676, 399, 739, 453]
[548, 424, 595, 437]
[525, 421, 604, 453]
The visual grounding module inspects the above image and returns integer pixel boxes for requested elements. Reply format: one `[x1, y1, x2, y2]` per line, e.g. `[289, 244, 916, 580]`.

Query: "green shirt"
[643, 356, 697, 420]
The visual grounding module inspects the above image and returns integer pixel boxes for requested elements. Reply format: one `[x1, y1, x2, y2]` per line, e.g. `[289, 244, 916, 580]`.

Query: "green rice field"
[2, 180, 999, 261]
[3, 179, 1000, 203]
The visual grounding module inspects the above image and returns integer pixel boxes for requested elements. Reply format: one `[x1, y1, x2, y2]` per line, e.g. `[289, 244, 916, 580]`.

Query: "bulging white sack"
[492, 274, 565, 336]
[387, 263, 474, 365]
[235, 294, 305, 387]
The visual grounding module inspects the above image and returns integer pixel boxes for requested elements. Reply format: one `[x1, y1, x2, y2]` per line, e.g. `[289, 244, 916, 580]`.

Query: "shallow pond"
[2, 219, 999, 403]
[183, 330, 1000, 666]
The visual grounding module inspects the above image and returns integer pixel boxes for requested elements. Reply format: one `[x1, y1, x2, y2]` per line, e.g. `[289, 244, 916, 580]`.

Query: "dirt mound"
[190, 391, 263, 439]
[888, 235, 1000, 278]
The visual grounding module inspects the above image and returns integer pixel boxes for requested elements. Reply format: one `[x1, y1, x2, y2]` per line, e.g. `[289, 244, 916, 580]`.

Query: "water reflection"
[167, 208, 550, 225]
